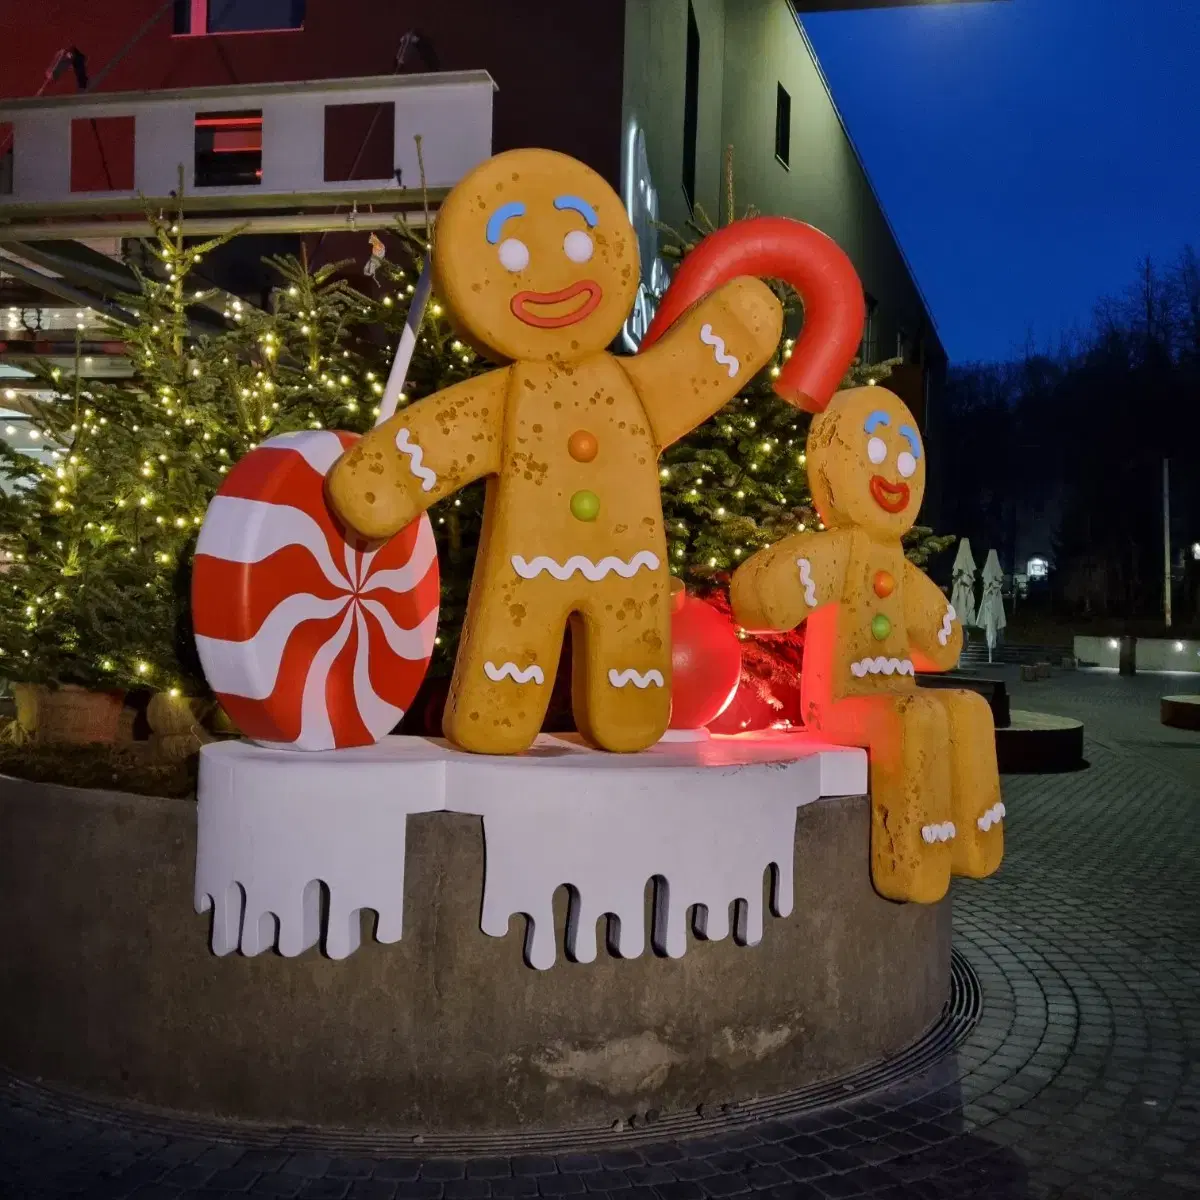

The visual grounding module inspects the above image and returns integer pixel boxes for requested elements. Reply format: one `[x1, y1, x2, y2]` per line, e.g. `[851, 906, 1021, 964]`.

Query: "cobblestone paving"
[2, 670, 1198, 1199]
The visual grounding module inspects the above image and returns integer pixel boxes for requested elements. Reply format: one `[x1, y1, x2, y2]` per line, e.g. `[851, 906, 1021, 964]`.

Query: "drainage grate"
[1, 951, 982, 1157]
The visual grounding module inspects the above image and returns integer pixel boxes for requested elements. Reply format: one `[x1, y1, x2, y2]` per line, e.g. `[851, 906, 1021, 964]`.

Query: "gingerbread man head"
[433, 148, 641, 363]
[807, 385, 926, 541]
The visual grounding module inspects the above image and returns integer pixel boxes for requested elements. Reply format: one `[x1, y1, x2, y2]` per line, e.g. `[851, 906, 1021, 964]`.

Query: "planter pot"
[10, 683, 41, 737]
[37, 685, 126, 746]
[146, 693, 213, 761]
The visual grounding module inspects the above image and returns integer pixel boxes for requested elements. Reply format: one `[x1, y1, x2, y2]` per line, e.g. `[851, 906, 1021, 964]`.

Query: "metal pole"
[0, 210, 430, 243]
[1163, 457, 1172, 629]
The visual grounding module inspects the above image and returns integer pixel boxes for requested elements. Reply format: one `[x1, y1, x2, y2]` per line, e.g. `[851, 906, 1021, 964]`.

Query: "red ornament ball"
[668, 582, 743, 730]
[707, 679, 780, 735]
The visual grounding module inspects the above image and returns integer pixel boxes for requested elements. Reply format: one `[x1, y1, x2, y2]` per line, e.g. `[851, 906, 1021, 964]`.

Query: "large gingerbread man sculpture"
[730, 386, 1004, 904]
[326, 149, 783, 754]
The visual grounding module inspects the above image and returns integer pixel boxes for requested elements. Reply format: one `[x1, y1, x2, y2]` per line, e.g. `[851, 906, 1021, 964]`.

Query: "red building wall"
[0, 0, 628, 185]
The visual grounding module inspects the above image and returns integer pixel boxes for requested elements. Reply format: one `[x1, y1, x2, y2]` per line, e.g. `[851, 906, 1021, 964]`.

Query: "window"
[194, 110, 263, 187]
[174, 0, 305, 36]
[324, 103, 396, 183]
[861, 293, 877, 362]
[682, 1, 700, 211]
[0, 123, 12, 196]
[775, 83, 791, 168]
[70, 116, 135, 193]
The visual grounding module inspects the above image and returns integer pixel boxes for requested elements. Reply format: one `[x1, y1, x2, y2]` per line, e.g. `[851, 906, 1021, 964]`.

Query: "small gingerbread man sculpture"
[327, 149, 783, 754]
[730, 385, 1004, 904]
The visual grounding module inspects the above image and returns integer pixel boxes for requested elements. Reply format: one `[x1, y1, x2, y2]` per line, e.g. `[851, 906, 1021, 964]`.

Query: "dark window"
[682, 1, 700, 211]
[775, 83, 791, 168]
[70, 116, 136, 193]
[194, 110, 263, 187]
[174, 0, 305, 35]
[861, 293, 877, 362]
[324, 103, 396, 182]
[0, 123, 12, 196]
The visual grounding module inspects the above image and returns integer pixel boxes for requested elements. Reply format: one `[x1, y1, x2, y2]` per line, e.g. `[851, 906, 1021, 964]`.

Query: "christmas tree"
[655, 163, 953, 725]
[0, 178, 951, 723]
[0, 205, 385, 696]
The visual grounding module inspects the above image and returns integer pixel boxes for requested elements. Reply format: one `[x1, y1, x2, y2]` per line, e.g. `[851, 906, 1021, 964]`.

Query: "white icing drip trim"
[395, 427, 437, 492]
[484, 661, 546, 686]
[796, 558, 818, 607]
[850, 657, 915, 678]
[921, 821, 957, 844]
[938, 603, 957, 647]
[511, 551, 660, 581]
[699, 322, 740, 378]
[977, 801, 1006, 832]
[608, 668, 665, 689]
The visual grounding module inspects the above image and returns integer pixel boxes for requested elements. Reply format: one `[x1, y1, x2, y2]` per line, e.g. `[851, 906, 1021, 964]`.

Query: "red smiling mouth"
[511, 280, 603, 328]
[869, 475, 911, 513]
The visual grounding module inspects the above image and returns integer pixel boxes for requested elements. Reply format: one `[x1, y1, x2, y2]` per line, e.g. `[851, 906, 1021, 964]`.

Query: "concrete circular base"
[995, 709, 1085, 773]
[0, 776, 950, 1136]
[1161, 695, 1200, 731]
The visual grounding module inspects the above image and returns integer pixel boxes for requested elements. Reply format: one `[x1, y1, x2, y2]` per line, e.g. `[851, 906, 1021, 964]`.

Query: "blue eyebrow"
[899, 424, 921, 458]
[554, 194, 598, 226]
[864, 410, 890, 434]
[486, 201, 526, 244]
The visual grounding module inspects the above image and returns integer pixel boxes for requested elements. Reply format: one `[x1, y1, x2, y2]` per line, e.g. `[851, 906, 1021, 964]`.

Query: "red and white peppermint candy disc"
[192, 430, 439, 751]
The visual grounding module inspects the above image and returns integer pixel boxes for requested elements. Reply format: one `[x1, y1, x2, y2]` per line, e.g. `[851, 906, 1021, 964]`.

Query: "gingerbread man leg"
[442, 568, 570, 756]
[816, 692, 954, 904]
[925, 689, 1004, 880]
[569, 575, 672, 754]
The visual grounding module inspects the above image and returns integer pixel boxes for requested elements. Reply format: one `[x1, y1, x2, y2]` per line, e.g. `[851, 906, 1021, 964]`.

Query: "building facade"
[1, 0, 982, 501]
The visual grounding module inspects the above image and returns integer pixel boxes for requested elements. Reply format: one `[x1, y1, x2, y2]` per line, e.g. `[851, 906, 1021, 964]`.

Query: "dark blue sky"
[801, 0, 1200, 365]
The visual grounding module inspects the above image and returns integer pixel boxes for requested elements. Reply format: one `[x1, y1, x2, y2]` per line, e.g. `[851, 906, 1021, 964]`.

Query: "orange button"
[873, 570, 895, 598]
[568, 430, 598, 462]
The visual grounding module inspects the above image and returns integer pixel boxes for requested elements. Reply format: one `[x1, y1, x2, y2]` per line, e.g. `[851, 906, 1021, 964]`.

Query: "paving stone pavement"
[2, 669, 1198, 1200]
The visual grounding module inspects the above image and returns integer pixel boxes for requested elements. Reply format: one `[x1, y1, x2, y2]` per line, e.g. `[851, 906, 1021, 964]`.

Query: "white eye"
[497, 238, 530, 273]
[867, 436, 887, 465]
[897, 450, 917, 478]
[563, 229, 594, 264]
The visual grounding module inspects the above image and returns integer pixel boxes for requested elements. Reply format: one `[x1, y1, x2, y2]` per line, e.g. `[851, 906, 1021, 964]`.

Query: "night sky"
[801, 0, 1200, 366]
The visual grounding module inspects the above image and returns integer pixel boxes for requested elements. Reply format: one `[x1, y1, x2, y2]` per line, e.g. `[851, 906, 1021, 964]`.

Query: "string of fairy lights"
[0, 219, 479, 692]
[0, 213, 894, 694]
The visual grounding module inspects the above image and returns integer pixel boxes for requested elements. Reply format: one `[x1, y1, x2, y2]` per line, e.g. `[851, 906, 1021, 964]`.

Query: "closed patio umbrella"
[976, 549, 1007, 664]
[950, 539, 978, 665]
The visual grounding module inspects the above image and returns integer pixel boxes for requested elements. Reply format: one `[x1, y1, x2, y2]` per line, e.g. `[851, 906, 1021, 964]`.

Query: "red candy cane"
[640, 216, 865, 413]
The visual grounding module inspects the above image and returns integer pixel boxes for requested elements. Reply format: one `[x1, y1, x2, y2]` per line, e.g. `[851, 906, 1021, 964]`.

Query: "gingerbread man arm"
[619, 277, 784, 451]
[730, 529, 852, 634]
[903, 560, 962, 673]
[327, 368, 510, 540]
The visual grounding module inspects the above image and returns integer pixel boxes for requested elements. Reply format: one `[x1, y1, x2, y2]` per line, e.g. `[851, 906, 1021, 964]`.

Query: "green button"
[570, 489, 600, 522]
[871, 613, 891, 641]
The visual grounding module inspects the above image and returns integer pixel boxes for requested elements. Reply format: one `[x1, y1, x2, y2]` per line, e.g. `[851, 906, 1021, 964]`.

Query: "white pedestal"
[196, 732, 867, 969]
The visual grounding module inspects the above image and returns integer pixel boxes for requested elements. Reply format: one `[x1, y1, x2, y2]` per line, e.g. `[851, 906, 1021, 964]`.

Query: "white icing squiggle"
[921, 821, 957, 844]
[796, 558, 818, 607]
[850, 657, 915, 678]
[484, 661, 545, 686]
[511, 551, 660, 581]
[395, 427, 437, 493]
[977, 801, 1006, 832]
[699, 323, 740, 378]
[937, 603, 957, 647]
[608, 668, 665, 689]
